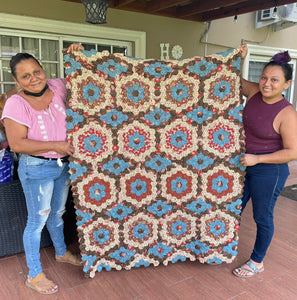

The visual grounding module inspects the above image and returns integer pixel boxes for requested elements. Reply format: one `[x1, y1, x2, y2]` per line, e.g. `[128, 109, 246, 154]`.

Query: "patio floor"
[2, 160, 297, 300]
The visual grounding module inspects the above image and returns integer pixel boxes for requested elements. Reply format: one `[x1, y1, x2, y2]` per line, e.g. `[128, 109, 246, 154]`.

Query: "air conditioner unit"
[259, 8, 278, 20]
[255, 3, 297, 30]
[273, 3, 297, 31]
[255, 9, 280, 28]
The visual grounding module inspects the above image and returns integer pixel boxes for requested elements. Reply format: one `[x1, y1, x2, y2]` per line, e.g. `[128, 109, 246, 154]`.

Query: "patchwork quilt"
[64, 48, 245, 278]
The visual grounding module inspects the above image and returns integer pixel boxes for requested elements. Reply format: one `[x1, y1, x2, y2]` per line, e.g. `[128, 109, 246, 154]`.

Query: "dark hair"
[263, 51, 292, 82]
[10, 53, 42, 79]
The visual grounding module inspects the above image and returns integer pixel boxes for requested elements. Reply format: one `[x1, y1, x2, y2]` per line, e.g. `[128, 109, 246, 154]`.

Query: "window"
[0, 13, 146, 95]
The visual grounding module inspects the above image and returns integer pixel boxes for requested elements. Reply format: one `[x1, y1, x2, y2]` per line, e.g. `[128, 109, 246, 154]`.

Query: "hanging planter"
[81, 0, 110, 24]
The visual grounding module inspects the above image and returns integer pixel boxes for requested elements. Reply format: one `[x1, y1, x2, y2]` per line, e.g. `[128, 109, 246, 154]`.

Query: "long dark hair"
[263, 51, 292, 82]
[10, 53, 42, 79]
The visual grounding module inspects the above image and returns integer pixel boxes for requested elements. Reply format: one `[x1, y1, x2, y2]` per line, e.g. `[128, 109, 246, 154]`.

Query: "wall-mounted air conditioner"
[255, 3, 297, 31]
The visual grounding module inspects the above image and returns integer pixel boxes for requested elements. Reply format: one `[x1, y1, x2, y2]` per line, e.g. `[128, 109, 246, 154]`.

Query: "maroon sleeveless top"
[243, 91, 291, 154]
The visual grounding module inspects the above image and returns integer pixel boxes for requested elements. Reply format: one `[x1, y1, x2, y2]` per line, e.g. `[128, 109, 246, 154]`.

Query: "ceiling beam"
[177, 0, 248, 17]
[111, 0, 136, 8]
[146, 0, 191, 13]
[188, 0, 297, 22]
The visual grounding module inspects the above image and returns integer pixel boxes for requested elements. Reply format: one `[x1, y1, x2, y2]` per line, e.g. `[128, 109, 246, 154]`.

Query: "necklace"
[23, 84, 49, 97]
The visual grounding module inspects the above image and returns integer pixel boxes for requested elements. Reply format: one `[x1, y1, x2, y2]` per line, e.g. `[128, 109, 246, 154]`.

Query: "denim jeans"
[18, 155, 70, 278]
[241, 162, 289, 263]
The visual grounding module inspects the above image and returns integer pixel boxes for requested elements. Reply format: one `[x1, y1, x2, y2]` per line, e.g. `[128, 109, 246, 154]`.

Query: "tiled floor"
[2, 161, 297, 300]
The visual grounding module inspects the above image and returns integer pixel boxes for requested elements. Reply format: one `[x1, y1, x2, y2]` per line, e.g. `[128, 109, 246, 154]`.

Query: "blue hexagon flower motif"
[172, 255, 187, 263]
[145, 155, 171, 172]
[127, 84, 145, 103]
[187, 153, 214, 171]
[107, 203, 133, 221]
[188, 60, 217, 77]
[212, 175, 229, 193]
[207, 257, 223, 264]
[144, 108, 171, 126]
[89, 183, 106, 202]
[148, 243, 172, 259]
[82, 254, 96, 272]
[103, 157, 130, 175]
[97, 264, 112, 272]
[186, 106, 213, 124]
[93, 228, 110, 244]
[133, 223, 149, 239]
[230, 154, 245, 171]
[210, 220, 226, 236]
[226, 199, 242, 214]
[171, 83, 189, 101]
[213, 128, 230, 147]
[84, 134, 102, 153]
[186, 198, 212, 214]
[81, 49, 98, 57]
[147, 200, 172, 217]
[186, 240, 210, 255]
[97, 59, 127, 78]
[129, 132, 146, 151]
[69, 161, 87, 181]
[135, 260, 150, 268]
[216, 48, 234, 57]
[171, 130, 188, 149]
[213, 80, 231, 100]
[64, 54, 82, 75]
[171, 177, 187, 194]
[143, 62, 173, 78]
[100, 109, 128, 127]
[83, 83, 100, 103]
[130, 179, 147, 197]
[66, 109, 84, 130]
[228, 104, 243, 122]
[232, 56, 241, 70]
[223, 240, 238, 256]
[75, 209, 92, 226]
[171, 220, 187, 236]
[110, 247, 135, 263]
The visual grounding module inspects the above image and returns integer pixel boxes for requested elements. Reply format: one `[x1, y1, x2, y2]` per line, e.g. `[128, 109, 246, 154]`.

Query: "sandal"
[232, 260, 264, 278]
[25, 272, 58, 295]
[56, 250, 82, 266]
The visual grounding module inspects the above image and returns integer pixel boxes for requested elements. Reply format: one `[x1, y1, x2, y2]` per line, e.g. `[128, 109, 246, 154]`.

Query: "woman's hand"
[240, 43, 248, 60]
[67, 43, 84, 53]
[240, 153, 259, 167]
[54, 141, 75, 156]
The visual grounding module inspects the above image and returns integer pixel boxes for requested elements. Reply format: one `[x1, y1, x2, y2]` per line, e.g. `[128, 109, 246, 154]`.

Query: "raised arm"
[240, 44, 259, 101]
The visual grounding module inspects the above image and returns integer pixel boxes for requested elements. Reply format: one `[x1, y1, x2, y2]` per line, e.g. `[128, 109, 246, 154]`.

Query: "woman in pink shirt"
[1, 43, 83, 295]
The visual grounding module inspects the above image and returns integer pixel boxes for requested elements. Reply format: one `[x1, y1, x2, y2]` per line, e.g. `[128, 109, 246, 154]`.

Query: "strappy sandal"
[56, 250, 82, 266]
[232, 260, 264, 278]
[25, 272, 58, 295]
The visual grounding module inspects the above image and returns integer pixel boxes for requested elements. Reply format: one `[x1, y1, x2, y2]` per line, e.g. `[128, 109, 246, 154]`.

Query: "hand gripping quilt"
[64, 47, 245, 278]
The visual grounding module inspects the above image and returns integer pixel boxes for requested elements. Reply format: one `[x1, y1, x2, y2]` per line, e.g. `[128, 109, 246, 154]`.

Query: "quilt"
[64, 48, 245, 278]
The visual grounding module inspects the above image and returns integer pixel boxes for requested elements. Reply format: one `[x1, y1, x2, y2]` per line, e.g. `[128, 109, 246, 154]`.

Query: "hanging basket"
[81, 0, 110, 24]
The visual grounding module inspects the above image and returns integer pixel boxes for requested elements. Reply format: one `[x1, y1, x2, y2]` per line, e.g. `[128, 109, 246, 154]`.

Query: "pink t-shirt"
[1, 78, 67, 158]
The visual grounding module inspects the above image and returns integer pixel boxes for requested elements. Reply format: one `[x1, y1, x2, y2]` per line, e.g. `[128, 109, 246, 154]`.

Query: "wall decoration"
[64, 47, 245, 278]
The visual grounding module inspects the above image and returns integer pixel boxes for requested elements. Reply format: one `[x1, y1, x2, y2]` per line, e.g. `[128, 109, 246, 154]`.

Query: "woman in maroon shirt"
[233, 44, 297, 278]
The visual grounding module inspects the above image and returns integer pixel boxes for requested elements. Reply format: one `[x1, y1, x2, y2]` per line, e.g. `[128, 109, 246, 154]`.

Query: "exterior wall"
[0, 0, 206, 59]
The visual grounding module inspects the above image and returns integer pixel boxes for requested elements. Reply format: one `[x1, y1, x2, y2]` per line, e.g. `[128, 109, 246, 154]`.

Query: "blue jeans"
[241, 162, 289, 263]
[18, 155, 70, 278]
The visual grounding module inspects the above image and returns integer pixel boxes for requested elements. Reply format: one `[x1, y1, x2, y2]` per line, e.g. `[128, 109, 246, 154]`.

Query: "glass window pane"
[1, 35, 19, 57]
[113, 46, 127, 55]
[98, 45, 111, 52]
[4, 84, 16, 93]
[22, 37, 39, 58]
[42, 63, 59, 79]
[2, 60, 13, 82]
[83, 43, 96, 51]
[41, 40, 59, 61]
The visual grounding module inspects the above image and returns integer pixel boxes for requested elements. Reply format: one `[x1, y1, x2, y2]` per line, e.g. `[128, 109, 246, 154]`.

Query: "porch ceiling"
[61, 0, 297, 22]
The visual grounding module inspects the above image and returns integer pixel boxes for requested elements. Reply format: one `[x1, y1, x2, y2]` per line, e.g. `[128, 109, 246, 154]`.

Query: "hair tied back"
[271, 51, 291, 64]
